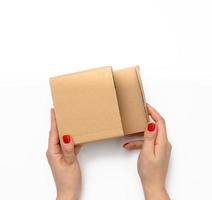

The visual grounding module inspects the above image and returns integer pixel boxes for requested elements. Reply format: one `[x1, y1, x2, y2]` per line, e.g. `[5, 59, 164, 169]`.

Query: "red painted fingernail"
[147, 123, 156, 132]
[123, 143, 129, 148]
[63, 134, 71, 144]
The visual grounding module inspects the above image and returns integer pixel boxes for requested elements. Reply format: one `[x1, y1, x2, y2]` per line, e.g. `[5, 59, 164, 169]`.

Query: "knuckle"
[163, 142, 172, 153]
[168, 142, 172, 151]
[46, 150, 52, 160]
[63, 146, 74, 154]
[161, 117, 166, 124]
[144, 133, 156, 140]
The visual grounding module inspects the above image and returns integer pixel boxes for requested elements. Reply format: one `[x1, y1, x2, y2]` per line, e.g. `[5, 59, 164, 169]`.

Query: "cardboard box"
[49, 66, 149, 144]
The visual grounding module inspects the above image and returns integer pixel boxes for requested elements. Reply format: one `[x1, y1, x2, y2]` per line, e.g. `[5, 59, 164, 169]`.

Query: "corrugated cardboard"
[49, 65, 148, 144]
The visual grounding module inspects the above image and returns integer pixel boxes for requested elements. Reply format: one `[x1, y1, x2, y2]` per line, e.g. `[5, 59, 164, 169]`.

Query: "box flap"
[113, 66, 148, 135]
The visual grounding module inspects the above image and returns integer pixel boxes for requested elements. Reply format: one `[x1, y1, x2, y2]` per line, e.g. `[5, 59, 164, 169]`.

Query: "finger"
[142, 122, 157, 155]
[50, 108, 58, 132]
[147, 104, 168, 141]
[61, 134, 76, 164]
[122, 140, 144, 150]
[48, 109, 61, 154]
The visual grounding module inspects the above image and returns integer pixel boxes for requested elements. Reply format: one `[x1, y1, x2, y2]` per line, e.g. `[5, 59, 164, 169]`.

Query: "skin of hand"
[123, 104, 172, 200]
[46, 109, 82, 200]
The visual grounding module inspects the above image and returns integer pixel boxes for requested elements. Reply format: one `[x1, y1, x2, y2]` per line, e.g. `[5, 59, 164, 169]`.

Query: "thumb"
[143, 123, 157, 155]
[61, 134, 76, 164]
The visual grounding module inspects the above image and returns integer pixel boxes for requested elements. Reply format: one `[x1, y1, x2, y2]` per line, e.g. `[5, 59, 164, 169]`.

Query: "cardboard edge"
[135, 65, 149, 123]
[74, 128, 123, 144]
[108, 66, 125, 136]
[49, 65, 113, 80]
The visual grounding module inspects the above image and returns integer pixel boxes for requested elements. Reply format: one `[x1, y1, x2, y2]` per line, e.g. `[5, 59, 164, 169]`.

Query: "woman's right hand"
[123, 104, 172, 200]
[46, 109, 82, 200]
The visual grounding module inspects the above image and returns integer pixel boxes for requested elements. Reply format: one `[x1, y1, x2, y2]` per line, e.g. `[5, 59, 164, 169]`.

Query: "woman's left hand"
[46, 109, 82, 200]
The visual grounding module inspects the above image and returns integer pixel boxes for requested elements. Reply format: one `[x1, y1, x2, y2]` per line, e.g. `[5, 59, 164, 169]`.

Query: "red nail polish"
[63, 134, 71, 144]
[147, 123, 156, 132]
[123, 143, 129, 148]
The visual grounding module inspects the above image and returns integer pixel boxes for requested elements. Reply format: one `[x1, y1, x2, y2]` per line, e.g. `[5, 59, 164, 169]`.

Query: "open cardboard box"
[49, 66, 149, 144]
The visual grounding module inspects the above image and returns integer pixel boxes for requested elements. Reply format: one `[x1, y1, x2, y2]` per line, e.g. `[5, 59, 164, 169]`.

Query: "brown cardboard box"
[49, 66, 149, 144]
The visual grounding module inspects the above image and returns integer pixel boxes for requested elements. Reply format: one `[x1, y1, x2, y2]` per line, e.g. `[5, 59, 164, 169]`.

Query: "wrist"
[56, 192, 78, 200]
[142, 184, 169, 200]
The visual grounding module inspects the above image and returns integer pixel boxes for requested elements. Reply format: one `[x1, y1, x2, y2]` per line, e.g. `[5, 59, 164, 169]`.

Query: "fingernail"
[147, 123, 156, 132]
[63, 134, 71, 144]
[122, 143, 129, 148]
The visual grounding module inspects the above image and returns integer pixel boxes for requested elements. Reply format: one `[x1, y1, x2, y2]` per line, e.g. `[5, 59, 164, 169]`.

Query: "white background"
[0, 0, 212, 199]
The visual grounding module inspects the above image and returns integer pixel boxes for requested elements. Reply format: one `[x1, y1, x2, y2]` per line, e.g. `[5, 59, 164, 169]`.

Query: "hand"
[46, 109, 82, 200]
[123, 104, 171, 200]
